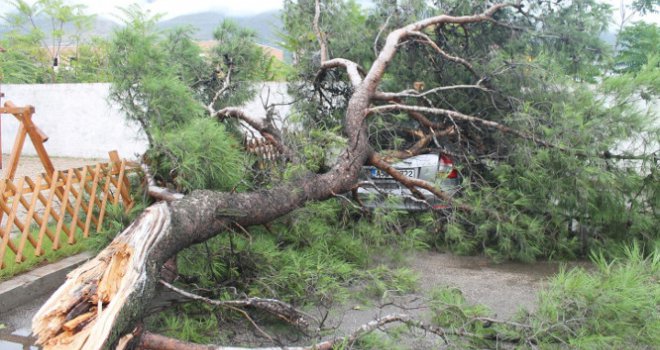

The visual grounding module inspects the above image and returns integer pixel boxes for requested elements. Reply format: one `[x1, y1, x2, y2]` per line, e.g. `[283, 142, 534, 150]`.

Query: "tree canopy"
[19, 0, 660, 348]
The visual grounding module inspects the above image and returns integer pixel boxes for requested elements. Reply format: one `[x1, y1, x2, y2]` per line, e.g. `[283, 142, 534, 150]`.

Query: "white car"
[356, 153, 462, 211]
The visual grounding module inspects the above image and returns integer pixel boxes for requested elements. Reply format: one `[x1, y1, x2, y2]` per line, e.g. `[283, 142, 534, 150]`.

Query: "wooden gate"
[0, 152, 140, 269]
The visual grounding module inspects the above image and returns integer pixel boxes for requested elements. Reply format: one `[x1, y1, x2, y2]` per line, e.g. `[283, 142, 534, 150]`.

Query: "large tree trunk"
[32, 3, 515, 349]
[33, 90, 373, 350]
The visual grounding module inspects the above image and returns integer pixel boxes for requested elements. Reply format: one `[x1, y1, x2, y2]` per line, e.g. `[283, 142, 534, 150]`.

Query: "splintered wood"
[33, 203, 171, 350]
[32, 243, 132, 349]
[97, 249, 132, 304]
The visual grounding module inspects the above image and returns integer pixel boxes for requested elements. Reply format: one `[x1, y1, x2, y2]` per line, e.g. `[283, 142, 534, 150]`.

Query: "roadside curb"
[0, 252, 93, 314]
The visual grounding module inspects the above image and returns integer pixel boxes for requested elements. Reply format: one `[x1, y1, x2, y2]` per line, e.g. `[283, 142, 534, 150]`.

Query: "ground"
[1, 154, 103, 179]
[0, 154, 588, 348]
[0, 249, 585, 348]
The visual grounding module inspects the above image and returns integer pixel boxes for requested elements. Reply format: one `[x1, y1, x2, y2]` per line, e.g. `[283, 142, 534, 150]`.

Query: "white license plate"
[371, 168, 416, 179]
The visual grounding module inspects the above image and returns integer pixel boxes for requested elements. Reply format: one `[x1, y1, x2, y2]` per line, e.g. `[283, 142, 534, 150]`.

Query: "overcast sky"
[0, 0, 657, 23]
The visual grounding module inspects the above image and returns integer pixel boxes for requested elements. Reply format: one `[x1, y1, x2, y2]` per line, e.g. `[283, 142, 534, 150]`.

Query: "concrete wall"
[0, 82, 291, 159]
[1, 83, 148, 159]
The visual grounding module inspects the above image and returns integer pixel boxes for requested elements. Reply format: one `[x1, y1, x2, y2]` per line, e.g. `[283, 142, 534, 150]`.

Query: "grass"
[0, 201, 146, 281]
[0, 224, 109, 281]
[146, 199, 428, 344]
[415, 243, 660, 349]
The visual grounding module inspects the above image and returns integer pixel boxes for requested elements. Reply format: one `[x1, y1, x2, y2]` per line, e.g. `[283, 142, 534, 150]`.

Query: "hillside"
[0, 11, 283, 49]
[0, 15, 118, 42]
[158, 10, 283, 48]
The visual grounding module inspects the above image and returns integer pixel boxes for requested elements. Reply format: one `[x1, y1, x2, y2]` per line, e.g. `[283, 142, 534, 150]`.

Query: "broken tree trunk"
[32, 85, 372, 350]
[32, 163, 371, 349]
[32, 3, 514, 349]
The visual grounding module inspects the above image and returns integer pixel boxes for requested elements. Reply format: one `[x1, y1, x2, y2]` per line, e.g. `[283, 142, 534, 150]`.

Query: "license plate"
[371, 168, 416, 179]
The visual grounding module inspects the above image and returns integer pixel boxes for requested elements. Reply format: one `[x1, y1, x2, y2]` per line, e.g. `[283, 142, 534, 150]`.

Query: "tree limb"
[206, 62, 234, 115]
[313, 0, 327, 63]
[32, 3, 515, 349]
[159, 280, 316, 329]
[408, 30, 478, 77]
[374, 81, 491, 101]
[137, 314, 459, 350]
[368, 153, 471, 212]
[369, 103, 557, 148]
[215, 107, 296, 162]
[317, 58, 365, 87]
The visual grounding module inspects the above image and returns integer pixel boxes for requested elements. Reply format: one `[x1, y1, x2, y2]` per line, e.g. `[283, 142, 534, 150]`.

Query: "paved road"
[0, 293, 48, 349]
[0, 251, 586, 349]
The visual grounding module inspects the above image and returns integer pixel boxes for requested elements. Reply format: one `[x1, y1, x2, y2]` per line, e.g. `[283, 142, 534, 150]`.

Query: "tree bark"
[32, 3, 516, 349]
[33, 64, 373, 350]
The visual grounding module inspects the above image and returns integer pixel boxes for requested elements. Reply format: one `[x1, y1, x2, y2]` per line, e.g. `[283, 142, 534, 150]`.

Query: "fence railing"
[0, 153, 140, 269]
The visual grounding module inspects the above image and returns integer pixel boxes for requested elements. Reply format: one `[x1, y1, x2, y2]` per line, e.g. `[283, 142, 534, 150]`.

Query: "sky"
[0, 0, 657, 23]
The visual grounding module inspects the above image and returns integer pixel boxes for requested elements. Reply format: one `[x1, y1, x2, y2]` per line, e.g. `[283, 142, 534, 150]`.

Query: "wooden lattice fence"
[0, 153, 140, 269]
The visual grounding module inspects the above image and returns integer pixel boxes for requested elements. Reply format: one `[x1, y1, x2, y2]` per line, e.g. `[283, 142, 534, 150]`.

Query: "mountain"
[157, 10, 283, 48]
[0, 16, 118, 41]
[0, 10, 283, 48]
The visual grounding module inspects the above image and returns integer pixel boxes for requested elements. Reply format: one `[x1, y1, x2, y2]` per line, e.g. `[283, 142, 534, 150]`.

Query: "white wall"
[1, 83, 148, 159]
[0, 82, 292, 159]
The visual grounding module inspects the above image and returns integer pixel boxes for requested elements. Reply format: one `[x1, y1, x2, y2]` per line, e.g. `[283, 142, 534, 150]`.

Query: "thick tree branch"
[369, 103, 557, 148]
[408, 30, 478, 77]
[373, 14, 392, 56]
[361, 2, 518, 107]
[159, 280, 316, 329]
[313, 0, 328, 63]
[215, 107, 296, 162]
[317, 58, 365, 87]
[148, 186, 185, 202]
[369, 153, 471, 212]
[383, 127, 455, 159]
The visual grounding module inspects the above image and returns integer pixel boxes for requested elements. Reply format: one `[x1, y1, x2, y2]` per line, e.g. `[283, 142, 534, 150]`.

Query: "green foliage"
[419, 245, 660, 348]
[524, 0, 613, 81]
[149, 199, 433, 341]
[0, 197, 147, 281]
[525, 245, 660, 347]
[0, 0, 102, 83]
[108, 7, 276, 191]
[148, 118, 251, 192]
[282, 0, 372, 129]
[606, 54, 660, 101]
[108, 7, 204, 144]
[280, 0, 659, 261]
[149, 303, 220, 344]
[615, 22, 659, 73]
[0, 45, 44, 82]
[0, 226, 90, 281]
[632, 0, 660, 14]
[94, 198, 149, 250]
[362, 266, 419, 299]
[429, 287, 491, 328]
[206, 20, 278, 107]
[446, 143, 658, 261]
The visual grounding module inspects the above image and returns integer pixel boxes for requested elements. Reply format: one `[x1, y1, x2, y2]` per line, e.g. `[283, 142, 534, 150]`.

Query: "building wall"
[1, 83, 148, 159]
[1, 82, 291, 159]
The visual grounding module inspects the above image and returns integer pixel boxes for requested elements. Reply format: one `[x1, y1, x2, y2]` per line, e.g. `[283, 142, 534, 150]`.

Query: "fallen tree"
[32, 0, 659, 348]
